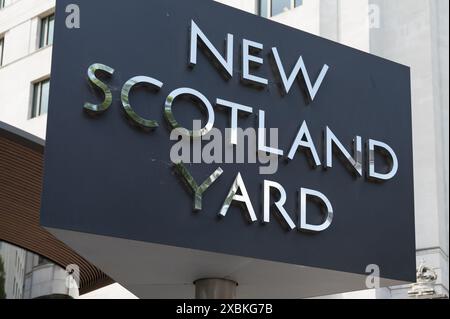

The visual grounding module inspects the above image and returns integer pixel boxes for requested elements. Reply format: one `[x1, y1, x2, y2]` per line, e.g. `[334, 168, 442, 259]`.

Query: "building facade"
[0, 242, 78, 299]
[0, 242, 25, 299]
[0, 0, 448, 299]
[22, 251, 78, 299]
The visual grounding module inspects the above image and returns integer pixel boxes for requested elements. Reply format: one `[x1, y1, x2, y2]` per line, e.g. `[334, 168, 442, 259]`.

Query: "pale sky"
[79, 284, 138, 299]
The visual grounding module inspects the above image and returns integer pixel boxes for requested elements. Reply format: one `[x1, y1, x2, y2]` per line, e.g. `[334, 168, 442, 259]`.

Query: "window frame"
[37, 256, 50, 266]
[30, 77, 51, 119]
[0, 36, 4, 67]
[258, 0, 303, 18]
[39, 13, 55, 49]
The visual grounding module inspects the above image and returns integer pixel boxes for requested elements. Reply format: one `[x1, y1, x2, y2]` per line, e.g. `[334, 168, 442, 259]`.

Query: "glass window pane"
[47, 15, 55, 46]
[272, 0, 291, 16]
[295, 0, 303, 7]
[259, 0, 269, 18]
[0, 38, 4, 66]
[32, 82, 41, 118]
[40, 17, 48, 48]
[38, 256, 50, 266]
[40, 80, 50, 116]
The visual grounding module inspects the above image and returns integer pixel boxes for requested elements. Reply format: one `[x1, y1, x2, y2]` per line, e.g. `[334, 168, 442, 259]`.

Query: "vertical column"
[195, 278, 238, 299]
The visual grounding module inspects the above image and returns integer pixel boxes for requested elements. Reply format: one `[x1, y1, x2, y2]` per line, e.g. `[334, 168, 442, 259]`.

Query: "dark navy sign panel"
[41, 0, 415, 282]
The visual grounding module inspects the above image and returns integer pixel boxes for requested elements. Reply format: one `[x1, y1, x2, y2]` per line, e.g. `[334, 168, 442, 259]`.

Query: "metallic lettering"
[189, 20, 234, 78]
[84, 63, 115, 113]
[175, 162, 224, 211]
[271, 47, 329, 101]
[263, 180, 296, 230]
[299, 188, 334, 232]
[325, 126, 363, 176]
[288, 121, 321, 167]
[165, 88, 215, 138]
[219, 173, 257, 222]
[121, 76, 163, 129]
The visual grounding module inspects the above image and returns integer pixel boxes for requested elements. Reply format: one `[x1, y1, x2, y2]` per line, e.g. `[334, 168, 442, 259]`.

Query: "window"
[258, 0, 303, 18]
[0, 37, 4, 67]
[39, 13, 55, 48]
[38, 256, 50, 266]
[0, 0, 5, 10]
[258, 0, 269, 18]
[31, 78, 50, 119]
[271, 0, 291, 16]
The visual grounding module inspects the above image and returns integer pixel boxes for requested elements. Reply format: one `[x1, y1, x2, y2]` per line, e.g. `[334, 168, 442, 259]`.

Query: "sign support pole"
[194, 278, 238, 299]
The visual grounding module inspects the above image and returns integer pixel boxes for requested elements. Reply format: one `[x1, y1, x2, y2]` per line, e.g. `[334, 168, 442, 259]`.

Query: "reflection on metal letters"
[84, 63, 115, 113]
[288, 121, 321, 167]
[271, 47, 329, 101]
[165, 88, 215, 138]
[242, 39, 268, 87]
[78, 18, 408, 236]
[299, 188, 334, 232]
[121, 76, 163, 129]
[216, 98, 253, 145]
[325, 127, 363, 176]
[219, 173, 257, 222]
[263, 180, 296, 230]
[368, 139, 399, 181]
[189, 20, 234, 78]
[175, 162, 223, 211]
[258, 110, 284, 156]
